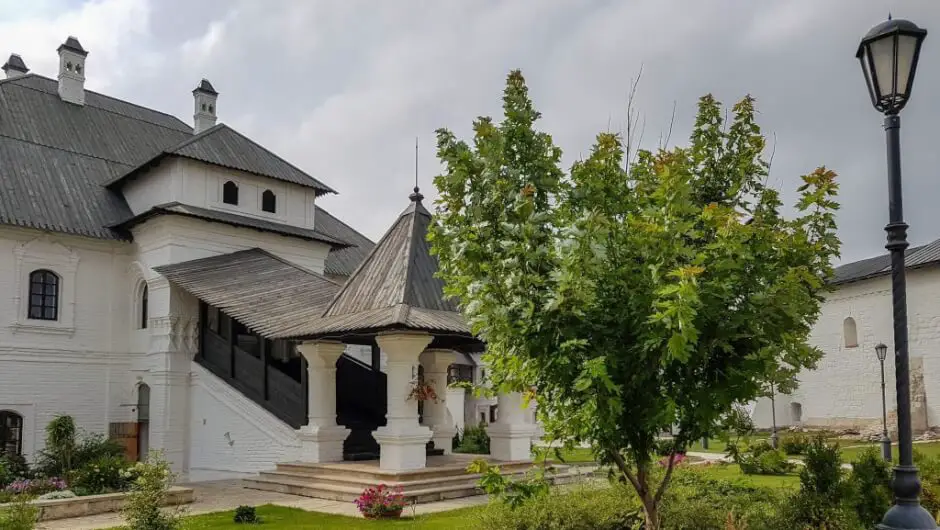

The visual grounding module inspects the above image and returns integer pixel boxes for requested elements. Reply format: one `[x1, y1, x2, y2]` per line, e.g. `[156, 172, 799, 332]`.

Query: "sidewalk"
[37, 480, 490, 530]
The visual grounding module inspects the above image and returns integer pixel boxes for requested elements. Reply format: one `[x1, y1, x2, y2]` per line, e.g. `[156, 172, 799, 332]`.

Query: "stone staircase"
[243, 456, 588, 503]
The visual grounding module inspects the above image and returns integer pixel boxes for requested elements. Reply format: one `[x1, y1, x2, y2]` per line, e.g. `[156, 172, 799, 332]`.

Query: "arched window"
[28, 269, 59, 320]
[139, 284, 149, 329]
[0, 410, 23, 456]
[222, 180, 239, 205]
[261, 189, 276, 213]
[844, 317, 858, 348]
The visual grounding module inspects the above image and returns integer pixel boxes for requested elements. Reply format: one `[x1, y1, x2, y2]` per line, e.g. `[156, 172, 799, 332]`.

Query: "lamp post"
[857, 16, 934, 530]
[876, 342, 892, 462]
[769, 382, 778, 449]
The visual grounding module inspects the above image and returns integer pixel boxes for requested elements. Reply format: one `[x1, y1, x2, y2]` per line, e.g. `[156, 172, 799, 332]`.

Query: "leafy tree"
[429, 70, 839, 529]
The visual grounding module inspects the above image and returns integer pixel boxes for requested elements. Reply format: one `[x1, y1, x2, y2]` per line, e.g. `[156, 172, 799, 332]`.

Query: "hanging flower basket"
[407, 380, 439, 403]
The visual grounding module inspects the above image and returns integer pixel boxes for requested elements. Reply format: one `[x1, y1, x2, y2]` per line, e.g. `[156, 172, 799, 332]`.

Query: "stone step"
[274, 459, 539, 482]
[257, 467, 533, 490]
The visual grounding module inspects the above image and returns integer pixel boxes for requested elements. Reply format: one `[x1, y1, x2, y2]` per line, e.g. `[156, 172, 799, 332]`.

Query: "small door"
[109, 422, 139, 462]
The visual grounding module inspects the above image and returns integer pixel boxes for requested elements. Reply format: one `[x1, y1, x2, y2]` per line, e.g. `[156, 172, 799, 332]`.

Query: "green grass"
[534, 446, 597, 464]
[687, 438, 729, 454]
[691, 463, 800, 490]
[165, 504, 482, 529]
[839, 440, 940, 463]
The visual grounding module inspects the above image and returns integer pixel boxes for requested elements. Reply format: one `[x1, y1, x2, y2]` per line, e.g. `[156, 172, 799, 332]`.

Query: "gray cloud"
[1, 0, 938, 263]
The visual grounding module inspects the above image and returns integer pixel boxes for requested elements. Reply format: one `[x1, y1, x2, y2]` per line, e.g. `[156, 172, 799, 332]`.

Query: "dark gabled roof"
[272, 188, 471, 340]
[831, 239, 940, 285]
[314, 206, 376, 278]
[57, 36, 88, 57]
[2, 54, 27, 73]
[111, 202, 349, 247]
[154, 248, 341, 338]
[106, 124, 335, 195]
[0, 74, 192, 239]
[193, 78, 217, 95]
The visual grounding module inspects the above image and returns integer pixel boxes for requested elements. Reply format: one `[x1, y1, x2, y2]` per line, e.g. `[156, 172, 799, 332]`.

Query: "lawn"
[534, 446, 597, 464]
[839, 440, 940, 463]
[689, 463, 800, 490]
[153, 504, 482, 529]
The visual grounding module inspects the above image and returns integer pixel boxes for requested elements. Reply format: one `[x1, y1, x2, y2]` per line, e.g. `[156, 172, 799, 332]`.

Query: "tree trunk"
[643, 497, 660, 530]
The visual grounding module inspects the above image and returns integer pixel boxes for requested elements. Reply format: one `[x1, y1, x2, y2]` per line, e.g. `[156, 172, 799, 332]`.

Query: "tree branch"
[654, 452, 678, 505]
[610, 450, 645, 496]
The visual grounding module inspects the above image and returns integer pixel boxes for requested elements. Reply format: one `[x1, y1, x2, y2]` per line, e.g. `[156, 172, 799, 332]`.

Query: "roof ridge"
[166, 123, 225, 152]
[105, 125, 226, 188]
[2, 73, 192, 133]
[400, 206, 421, 307]
[220, 125, 336, 195]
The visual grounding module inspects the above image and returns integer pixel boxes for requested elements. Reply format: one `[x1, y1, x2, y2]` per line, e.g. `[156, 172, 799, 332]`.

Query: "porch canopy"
[270, 187, 480, 352]
[153, 247, 341, 338]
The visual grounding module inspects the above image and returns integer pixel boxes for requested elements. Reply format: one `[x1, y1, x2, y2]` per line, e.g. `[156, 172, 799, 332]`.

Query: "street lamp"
[875, 342, 892, 462]
[857, 16, 934, 530]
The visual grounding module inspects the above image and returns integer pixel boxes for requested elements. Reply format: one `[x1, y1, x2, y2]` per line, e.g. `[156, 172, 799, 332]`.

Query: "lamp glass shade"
[875, 343, 888, 362]
[856, 18, 927, 114]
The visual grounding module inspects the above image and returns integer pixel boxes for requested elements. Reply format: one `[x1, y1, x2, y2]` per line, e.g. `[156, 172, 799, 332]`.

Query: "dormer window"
[222, 180, 238, 205]
[262, 190, 276, 213]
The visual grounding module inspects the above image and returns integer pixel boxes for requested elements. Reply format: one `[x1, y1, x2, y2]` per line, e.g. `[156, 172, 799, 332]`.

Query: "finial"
[888, 12, 892, 20]
[409, 185, 424, 202]
[410, 136, 423, 202]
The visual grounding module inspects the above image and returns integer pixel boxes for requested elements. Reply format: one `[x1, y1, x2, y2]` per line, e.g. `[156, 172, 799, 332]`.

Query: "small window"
[75, 63, 82, 74]
[222, 181, 239, 205]
[261, 190, 276, 213]
[844, 317, 858, 348]
[28, 269, 59, 321]
[0, 411, 23, 456]
[208, 104, 214, 113]
[201, 103, 207, 111]
[139, 284, 149, 329]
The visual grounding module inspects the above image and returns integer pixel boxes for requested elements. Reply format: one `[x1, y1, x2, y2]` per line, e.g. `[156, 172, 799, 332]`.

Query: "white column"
[296, 341, 350, 463]
[419, 349, 457, 455]
[446, 388, 466, 435]
[373, 332, 433, 471]
[488, 391, 538, 462]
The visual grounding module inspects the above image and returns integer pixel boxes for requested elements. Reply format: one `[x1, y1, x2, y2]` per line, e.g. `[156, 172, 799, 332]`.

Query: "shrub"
[0, 493, 39, 530]
[661, 469, 783, 529]
[0, 459, 11, 489]
[731, 441, 795, 475]
[468, 459, 549, 508]
[72, 455, 134, 495]
[455, 423, 490, 454]
[780, 434, 810, 455]
[848, 447, 892, 527]
[353, 484, 408, 518]
[37, 490, 77, 500]
[233, 505, 260, 524]
[3, 477, 68, 496]
[0, 454, 32, 483]
[35, 416, 124, 480]
[121, 451, 183, 530]
[914, 449, 940, 515]
[474, 483, 642, 530]
[799, 436, 845, 496]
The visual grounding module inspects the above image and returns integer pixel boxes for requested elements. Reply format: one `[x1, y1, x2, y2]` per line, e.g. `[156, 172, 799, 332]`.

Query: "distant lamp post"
[857, 15, 934, 530]
[769, 382, 778, 450]
[875, 342, 892, 462]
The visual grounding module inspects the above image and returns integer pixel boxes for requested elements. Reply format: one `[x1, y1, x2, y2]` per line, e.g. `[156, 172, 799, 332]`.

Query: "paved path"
[37, 480, 491, 530]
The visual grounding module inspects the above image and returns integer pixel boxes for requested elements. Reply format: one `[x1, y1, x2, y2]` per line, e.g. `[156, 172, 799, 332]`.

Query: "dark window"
[28, 269, 58, 320]
[0, 411, 23, 456]
[261, 190, 276, 213]
[139, 284, 148, 329]
[222, 180, 239, 205]
[207, 305, 220, 334]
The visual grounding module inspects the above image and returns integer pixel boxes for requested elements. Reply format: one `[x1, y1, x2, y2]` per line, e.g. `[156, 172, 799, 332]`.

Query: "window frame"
[222, 180, 239, 206]
[0, 410, 24, 457]
[843, 316, 859, 349]
[139, 282, 149, 330]
[261, 189, 277, 213]
[11, 237, 78, 335]
[27, 269, 59, 321]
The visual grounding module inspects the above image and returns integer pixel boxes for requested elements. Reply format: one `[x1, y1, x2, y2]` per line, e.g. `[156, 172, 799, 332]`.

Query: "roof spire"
[888, 12, 892, 20]
[410, 136, 423, 202]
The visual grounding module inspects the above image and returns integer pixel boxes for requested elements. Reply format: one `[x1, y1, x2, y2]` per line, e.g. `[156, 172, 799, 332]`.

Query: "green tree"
[429, 71, 839, 529]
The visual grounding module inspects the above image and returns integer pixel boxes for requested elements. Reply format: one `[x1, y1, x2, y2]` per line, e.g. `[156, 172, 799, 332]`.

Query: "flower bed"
[0, 485, 194, 521]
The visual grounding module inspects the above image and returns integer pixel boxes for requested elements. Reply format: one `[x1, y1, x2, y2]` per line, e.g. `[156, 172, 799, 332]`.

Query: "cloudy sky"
[1, 0, 937, 263]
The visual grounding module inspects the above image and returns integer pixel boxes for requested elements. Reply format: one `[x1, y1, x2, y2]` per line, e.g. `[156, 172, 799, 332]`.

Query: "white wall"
[0, 227, 137, 459]
[122, 158, 318, 230]
[764, 266, 940, 431]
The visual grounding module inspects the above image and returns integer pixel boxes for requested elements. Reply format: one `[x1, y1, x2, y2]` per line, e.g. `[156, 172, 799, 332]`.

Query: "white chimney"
[2, 54, 28, 78]
[57, 36, 87, 105]
[193, 79, 218, 134]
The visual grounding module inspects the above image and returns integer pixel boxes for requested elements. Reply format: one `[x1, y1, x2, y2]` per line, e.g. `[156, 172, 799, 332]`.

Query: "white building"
[752, 240, 940, 434]
[0, 37, 536, 481]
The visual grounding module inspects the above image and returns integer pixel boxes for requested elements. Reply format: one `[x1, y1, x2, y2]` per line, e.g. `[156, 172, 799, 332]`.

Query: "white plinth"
[488, 423, 538, 462]
[297, 425, 351, 463]
[372, 424, 433, 471]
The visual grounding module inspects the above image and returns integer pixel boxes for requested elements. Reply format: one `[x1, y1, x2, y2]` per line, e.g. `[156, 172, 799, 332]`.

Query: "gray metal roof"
[154, 248, 341, 338]
[2, 54, 27, 73]
[274, 188, 470, 339]
[194, 79, 217, 95]
[58, 36, 88, 56]
[107, 124, 335, 195]
[313, 206, 376, 278]
[831, 240, 939, 285]
[112, 202, 350, 247]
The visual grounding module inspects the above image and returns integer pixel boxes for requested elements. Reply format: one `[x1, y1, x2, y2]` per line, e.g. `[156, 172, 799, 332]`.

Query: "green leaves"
[430, 70, 840, 522]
